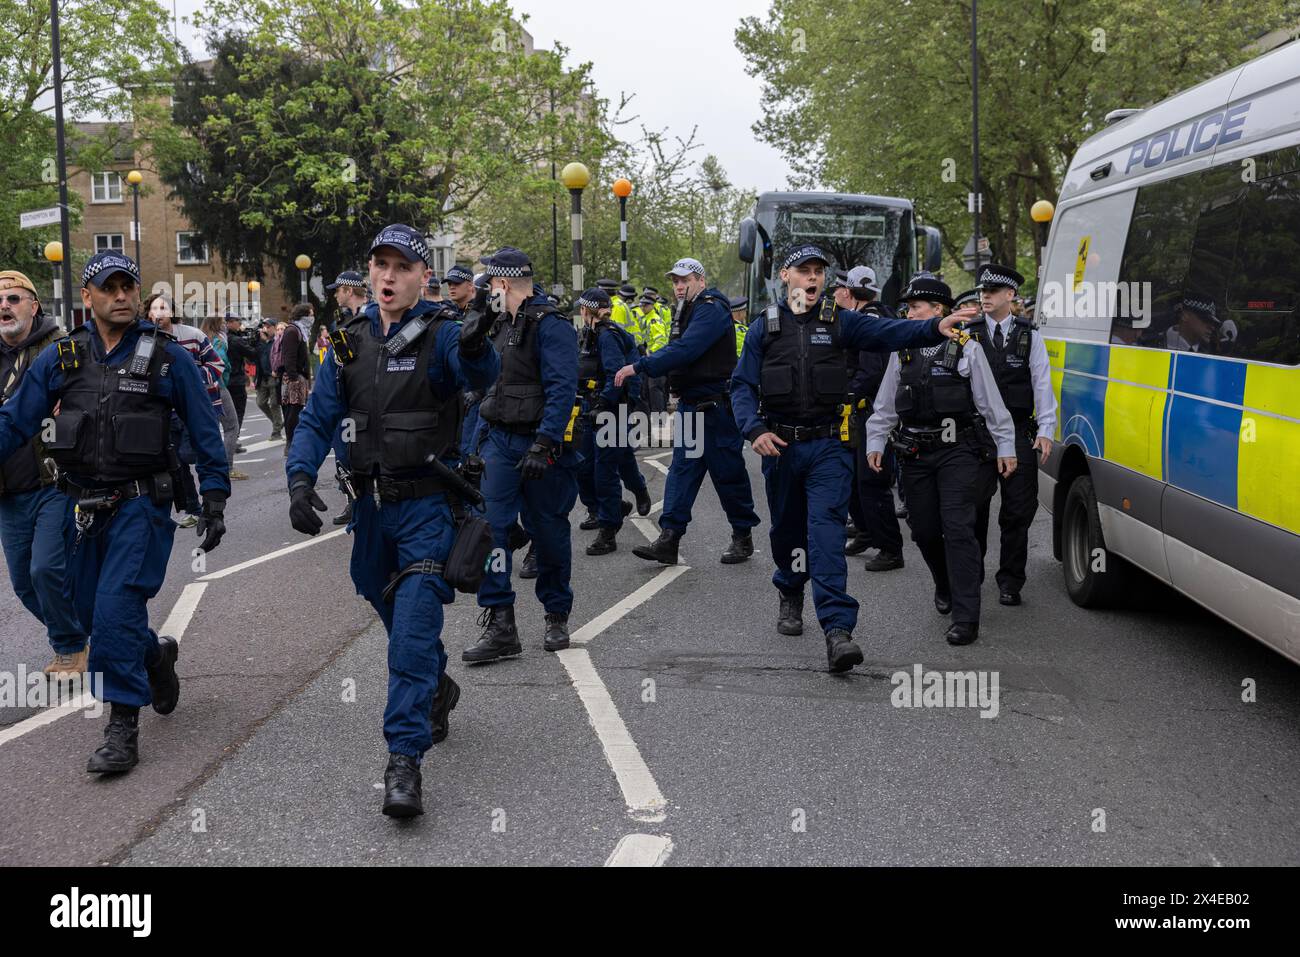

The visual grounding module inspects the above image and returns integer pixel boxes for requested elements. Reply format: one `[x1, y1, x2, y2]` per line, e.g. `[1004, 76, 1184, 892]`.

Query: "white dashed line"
[605, 833, 674, 867]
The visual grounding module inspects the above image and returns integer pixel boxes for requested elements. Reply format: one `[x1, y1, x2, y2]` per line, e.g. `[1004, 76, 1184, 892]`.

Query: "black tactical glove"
[196, 491, 227, 553]
[288, 474, 328, 536]
[470, 282, 492, 315]
[459, 308, 490, 358]
[515, 434, 558, 481]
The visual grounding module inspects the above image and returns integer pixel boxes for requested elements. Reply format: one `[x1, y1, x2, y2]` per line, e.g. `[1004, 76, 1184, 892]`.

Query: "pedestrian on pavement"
[278, 303, 313, 453]
[285, 224, 499, 818]
[614, 257, 759, 566]
[968, 264, 1057, 607]
[201, 315, 247, 481]
[574, 288, 651, 556]
[865, 274, 1017, 646]
[254, 319, 284, 440]
[0, 270, 89, 681]
[0, 252, 228, 774]
[732, 247, 962, 672]
[461, 247, 581, 664]
[224, 314, 257, 448]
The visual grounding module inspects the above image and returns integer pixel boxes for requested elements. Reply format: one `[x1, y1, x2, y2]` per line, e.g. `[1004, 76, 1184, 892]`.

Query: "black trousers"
[974, 423, 1039, 595]
[282, 403, 304, 451]
[228, 381, 248, 428]
[902, 440, 996, 626]
[850, 421, 903, 554]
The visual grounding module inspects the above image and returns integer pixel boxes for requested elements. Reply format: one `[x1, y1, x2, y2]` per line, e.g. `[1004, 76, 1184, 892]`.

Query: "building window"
[177, 231, 209, 265]
[91, 172, 122, 203]
[94, 234, 125, 253]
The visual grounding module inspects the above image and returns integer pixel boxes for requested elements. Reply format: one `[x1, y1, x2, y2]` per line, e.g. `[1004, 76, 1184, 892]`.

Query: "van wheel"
[1062, 475, 1127, 608]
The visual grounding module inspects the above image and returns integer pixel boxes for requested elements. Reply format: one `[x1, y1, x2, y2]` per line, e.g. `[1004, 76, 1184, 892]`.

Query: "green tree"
[736, 0, 1290, 288]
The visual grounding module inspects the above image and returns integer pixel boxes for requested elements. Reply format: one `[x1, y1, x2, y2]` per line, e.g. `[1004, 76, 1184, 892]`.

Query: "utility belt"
[890, 418, 995, 462]
[1013, 412, 1038, 441]
[685, 392, 730, 412]
[350, 472, 448, 504]
[767, 421, 840, 443]
[58, 471, 173, 509]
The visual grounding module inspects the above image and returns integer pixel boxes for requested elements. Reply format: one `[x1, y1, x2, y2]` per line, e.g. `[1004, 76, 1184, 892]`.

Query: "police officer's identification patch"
[386, 356, 417, 373]
[117, 378, 149, 394]
[810, 333, 833, 346]
[160, 362, 170, 377]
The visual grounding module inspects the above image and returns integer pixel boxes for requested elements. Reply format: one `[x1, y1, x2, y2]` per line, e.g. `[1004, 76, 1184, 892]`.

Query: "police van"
[1037, 41, 1300, 663]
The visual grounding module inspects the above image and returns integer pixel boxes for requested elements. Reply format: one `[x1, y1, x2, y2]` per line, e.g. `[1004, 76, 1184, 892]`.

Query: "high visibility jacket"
[734, 320, 747, 357]
[637, 306, 667, 352]
[610, 295, 645, 346]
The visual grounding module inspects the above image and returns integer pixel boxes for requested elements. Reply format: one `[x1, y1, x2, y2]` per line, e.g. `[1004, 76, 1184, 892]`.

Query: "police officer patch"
[386, 356, 417, 373]
[117, 378, 149, 394]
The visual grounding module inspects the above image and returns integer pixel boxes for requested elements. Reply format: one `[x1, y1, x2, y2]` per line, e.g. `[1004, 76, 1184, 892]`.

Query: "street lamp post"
[247, 280, 261, 319]
[613, 178, 633, 283]
[294, 254, 311, 304]
[970, 0, 983, 275]
[560, 162, 590, 296]
[49, 0, 74, 316]
[43, 241, 64, 328]
[126, 169, 143, 266]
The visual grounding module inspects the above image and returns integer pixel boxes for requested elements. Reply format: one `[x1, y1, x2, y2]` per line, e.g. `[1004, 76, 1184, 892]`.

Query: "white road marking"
[236, 458, 266, 464]
[200, 529, 348, 581]
[646, 459, 670, 476]
[570, 565, 689, 644]
[242, 438, 284, 453]
[556, 647, 668, 822]
[0, 582, 209, 748]
[605, 833, 673, 867]
[646, 450, 674, 461]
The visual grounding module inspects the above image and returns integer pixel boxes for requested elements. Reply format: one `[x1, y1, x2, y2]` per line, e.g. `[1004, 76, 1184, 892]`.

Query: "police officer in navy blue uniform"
[574, 288, 650, 555]
[968, 264, 1057, 606]
[0, 251, 229, 773]
[285, 225, 500, 817]
[732, 247, 963, 672]
[462, 247, 581, 663]
[614, 257, 759, 565]
[865, 274, 1018, 645]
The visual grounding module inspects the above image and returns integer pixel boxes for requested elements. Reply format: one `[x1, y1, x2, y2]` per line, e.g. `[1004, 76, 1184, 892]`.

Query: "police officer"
[729, 296, 749, 355]
[969, 264, 1056, 606]
[462, 247, 581, 662]
[574, 288, 651, 555]
[614, 257, 759, 565]
[325, 270, 369, 527]
[0, 270, 89, 680]
[0, 251, 229, 772]
[733, 247, 961, 671]
[444, 264, 475, 312]
[636, 289, 669, 414]
[286, 224, 499, 817]
[865, 274, 1017, 645]
[600, 278, 645, 348]
[833, 266, 906, 572]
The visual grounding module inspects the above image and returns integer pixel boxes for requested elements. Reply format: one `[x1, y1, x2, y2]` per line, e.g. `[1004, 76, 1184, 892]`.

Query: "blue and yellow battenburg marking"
[1045, 338, 1300, 535]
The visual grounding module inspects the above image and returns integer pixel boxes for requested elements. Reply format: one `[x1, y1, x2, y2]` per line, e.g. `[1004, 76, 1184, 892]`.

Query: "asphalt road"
[1, 410, 1296, 866]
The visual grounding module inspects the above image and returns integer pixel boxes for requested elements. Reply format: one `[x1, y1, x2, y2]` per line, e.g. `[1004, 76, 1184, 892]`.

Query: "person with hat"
[614, 256, 759, 565]
[0, 270, 90, 681]
[968, 263, 1057, 608]
[285, 224, 499, 817]
[733, 249, 963, 670]
[635, 288, 670, 414]
[461, 246, 582, 664]
[443, 264, 475, 313]
[1166, 294, 1221, 354]
[0, 252, 230, 773]
[324, 271, 371, 526]
[831, 266, 906, 572]
[573, 288, 652, 555]
[422, 274, 443, 303]
[865, 273, 1018, 646]
[602, 279, 645, 349]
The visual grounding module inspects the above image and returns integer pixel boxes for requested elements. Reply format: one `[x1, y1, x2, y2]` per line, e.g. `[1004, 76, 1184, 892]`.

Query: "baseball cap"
[368, 224, 432, 266]
[81, 252, 141, 289]
[665, 258, 705, 279]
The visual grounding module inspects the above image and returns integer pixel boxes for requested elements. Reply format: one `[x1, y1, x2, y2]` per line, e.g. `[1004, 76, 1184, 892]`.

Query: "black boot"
[634, 485, 652, 516]
[863, 550, 905, 572]
[843, 535, 871, 556]
[382, 753, 423, 818]
[934, 589, 953, 615]
[777, 590, 804, 635]
[720, 530, 754, 564]
[518, 545, 539, 579]
[586, 527, 617, 556]
[945, 622, 979, 646]
[825, 629, 864, 673]
[632, 528, 681, 565]
[579, 509, 600, 531]
[543, 612, 570, 652]
[86, 704, 139, 774]
[462, 606, 522, 663]
[145, 635, 180, 715]
[429, 673, 461, 745]
[621, 499, 633, 518]
[332, 501, 353, 526]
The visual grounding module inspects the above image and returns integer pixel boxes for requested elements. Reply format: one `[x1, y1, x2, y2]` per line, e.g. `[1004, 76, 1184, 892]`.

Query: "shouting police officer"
[732, 247, 962, 672]
[285, 224, 499, 817]
[968, 264, 1056, 607]
[462, 247, 581, 663]
[614, 257, 759, 565]
[0, 251, 229, 773]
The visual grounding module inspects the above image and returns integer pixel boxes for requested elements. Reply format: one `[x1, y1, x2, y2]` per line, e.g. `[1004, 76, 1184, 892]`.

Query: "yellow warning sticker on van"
[1073, 236, 1090, 292]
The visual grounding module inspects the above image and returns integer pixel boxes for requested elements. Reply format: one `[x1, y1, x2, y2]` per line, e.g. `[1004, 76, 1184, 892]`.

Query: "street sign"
[19, 207, 61, 230]
[962, 235, 991, 272]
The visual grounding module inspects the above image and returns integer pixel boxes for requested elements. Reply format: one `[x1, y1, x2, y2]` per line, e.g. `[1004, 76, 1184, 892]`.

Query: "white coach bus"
[1036, 41, 1300, 663]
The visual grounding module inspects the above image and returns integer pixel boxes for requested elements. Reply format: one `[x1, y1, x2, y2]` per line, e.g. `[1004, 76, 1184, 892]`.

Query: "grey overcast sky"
[166, 0, 795, 190]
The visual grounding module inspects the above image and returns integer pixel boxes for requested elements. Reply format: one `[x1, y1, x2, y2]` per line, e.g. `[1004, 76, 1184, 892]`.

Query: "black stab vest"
[972, 316, 1034, 418]
[338, 312, 460, 476]
[894, 347, 977, 428]
[479, 301, 563, 429]
[666, 289, 736, 394]
[45, 324, 175, 483]
[759, 299, 850, 424]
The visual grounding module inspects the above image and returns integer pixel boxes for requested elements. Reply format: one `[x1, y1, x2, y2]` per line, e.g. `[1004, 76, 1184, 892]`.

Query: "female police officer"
[864, 274, 1017, 646]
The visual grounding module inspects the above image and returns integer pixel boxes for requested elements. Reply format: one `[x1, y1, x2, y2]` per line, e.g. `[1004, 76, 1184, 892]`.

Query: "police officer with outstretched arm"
[732, 247, 963, 672]
[865, 274, 1017, 646]
[0, 252, 229, 773]
[613, 257, 760, 565]
[285, 225, 499, 818]
[968, 264, 1056, 606]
